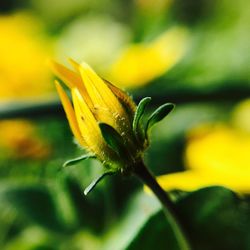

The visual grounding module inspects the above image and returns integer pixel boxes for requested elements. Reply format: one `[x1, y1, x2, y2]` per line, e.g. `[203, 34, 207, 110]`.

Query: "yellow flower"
[52, 60, 147, 172]
[156, 123, 250, 194]
[107, 27, 189, 88]
[0, 12, 53, 100]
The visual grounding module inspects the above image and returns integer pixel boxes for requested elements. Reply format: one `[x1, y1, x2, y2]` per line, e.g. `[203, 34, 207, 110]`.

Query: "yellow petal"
[104, 79, 136, 115]
[155, 170, 250, 194]
[108, 27, 189, 88]
[68, 58, 81, 72]
[78, 62, 123, 114]
[70, 59, 124, 110]
[51, 60, 94, 109]
[55, 81, 86, 147]
[77, 62, 133, 135]
[71, 88, 105, 155]
[185, 125, 250, 174]
[68, 61, 123, 134]
[51, 61, 82, 89]
[69, 59, 117, 121]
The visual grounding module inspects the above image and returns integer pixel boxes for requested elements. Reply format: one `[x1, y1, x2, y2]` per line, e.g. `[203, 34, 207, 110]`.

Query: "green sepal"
[84, 171, 114, 195]
[132, 97, 151, 137]
[145, 103, 175, 135]
[63, 154, 96, 168]
[99, 123, 128, 158]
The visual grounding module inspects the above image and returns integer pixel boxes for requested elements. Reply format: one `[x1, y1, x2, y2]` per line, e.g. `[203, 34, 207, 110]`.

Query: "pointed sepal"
[63, 154, 96, 168]
[84, 171, 114, 195]
[145, 103, 175, 135]
[133, 97, 151, 137]
[99, 123, 128, 158]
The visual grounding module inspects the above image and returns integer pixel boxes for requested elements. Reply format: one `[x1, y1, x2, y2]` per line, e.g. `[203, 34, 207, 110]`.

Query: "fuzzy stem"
[133, 160, 191, 250]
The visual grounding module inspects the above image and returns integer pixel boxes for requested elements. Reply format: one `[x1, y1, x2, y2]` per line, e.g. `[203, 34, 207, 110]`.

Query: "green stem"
[133, 160, 191, 250]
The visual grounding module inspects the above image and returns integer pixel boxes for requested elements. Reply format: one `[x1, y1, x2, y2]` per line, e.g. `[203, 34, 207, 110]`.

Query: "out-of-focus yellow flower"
[0, 12, 53, 100]
[156, 169, 250, 194]
[52, 60, 148, 172]
[156, 99, 250, 193]
[185, 125, 250, 175]
[157, 125, 250, 193]
[108, 27, 189, 88]
[0, 120, 51, 159]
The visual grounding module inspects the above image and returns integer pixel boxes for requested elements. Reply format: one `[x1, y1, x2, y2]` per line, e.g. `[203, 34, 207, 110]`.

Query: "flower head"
[52, 60, 147, 172]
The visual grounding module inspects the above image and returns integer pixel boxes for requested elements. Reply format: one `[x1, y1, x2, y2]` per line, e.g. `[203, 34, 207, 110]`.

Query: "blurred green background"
[0, 0, 250, 249]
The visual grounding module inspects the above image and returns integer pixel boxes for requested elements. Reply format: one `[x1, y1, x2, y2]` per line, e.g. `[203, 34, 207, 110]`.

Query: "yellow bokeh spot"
[156, 170, 250, 194]
[0, 12, 53, 99]
[156, 99, 250, 194]
[185, 125, 250, 175]
[108, 27, 189, 88]
[0, 120, 51, 159]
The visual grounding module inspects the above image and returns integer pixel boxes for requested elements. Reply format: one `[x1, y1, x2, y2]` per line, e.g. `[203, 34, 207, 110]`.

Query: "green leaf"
[84, 171, 114, 195]
[175, 186, 250, 250]
[132, 97, 151, 135]
[126, 210, 180, 250]
[102, 191, 160, 250]
[125, 186, 250, 250]
[99, 123, 128, 157]
[63, 154, 96, 168]
[0, 184, 63, 232]
[145, 103, 175, 134]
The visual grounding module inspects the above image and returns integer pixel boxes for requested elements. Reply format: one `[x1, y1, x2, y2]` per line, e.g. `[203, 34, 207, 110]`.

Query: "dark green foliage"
[126, 211, 179, 250]
[127, 186, 250, 250]
[0, 184, 63, 232]
[176, 187, 250, 250]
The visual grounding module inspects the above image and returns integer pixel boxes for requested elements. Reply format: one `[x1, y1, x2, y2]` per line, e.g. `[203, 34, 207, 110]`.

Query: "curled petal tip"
[68, 58, 80, 70]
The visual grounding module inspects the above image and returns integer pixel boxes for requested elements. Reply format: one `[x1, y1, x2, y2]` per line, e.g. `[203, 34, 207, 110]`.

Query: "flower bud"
[52, 60, 147, 172]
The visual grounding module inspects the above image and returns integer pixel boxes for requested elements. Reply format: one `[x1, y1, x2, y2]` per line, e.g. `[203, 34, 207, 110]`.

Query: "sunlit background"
[0, 0, 250, 249]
